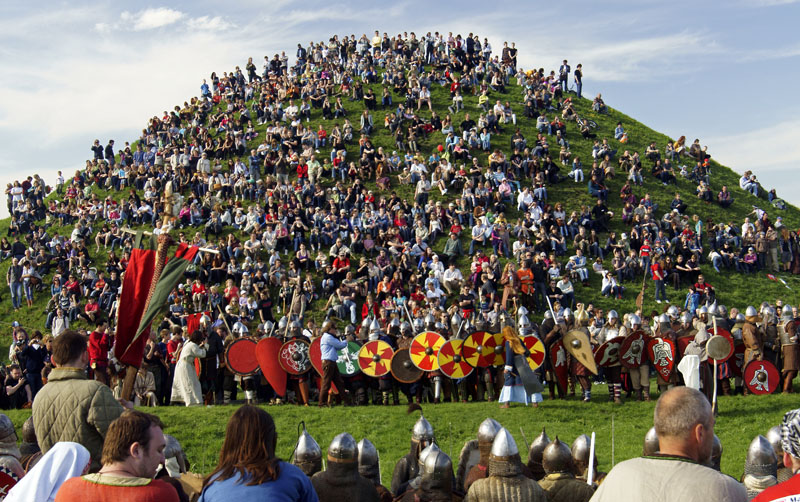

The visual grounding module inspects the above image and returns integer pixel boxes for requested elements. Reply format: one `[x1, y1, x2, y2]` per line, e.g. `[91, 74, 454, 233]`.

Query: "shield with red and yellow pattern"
[358, 340, 394, 377]
[410, 331, 446, 371]
[462, 331, 505, 368]
[438, 339, 474, 379]
[521, 335, 546, 371]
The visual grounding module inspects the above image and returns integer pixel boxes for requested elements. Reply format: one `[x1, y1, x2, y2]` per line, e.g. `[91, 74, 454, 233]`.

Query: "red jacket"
[88, 331, 110, 366]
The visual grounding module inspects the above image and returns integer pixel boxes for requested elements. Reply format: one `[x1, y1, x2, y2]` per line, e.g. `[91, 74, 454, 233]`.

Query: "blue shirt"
[321, 332, 347, 362]
[199, 462, 318, 502]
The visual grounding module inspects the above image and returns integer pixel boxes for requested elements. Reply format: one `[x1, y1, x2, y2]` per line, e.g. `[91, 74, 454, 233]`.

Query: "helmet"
[563, 308, 573, 319]
[344, 324, 356, 338]
[657, 314, 670, 325]
[528, 428, 551, 469]
[571, 434, 590, 467]
[764, 307, 777, 324]
[698, 306, 708, 316]
[424, 313, 436, 331]
[450, 312, 462, 330]
[293, 426, 323, 476]
[290, 320, 302, 335]
[357, 438, 380, 484]
[328, 433, 358, 462]
[517, 306, 529, 317]
[435, 322, 446, 333]
[781, 305, 794, 323]
[744, 435, 778, 478]
[412, 415, 435, 443]
[710, 434, 722, 471]
[278, 316, 288, 331]
[200, 313, 211, 326]
[401, 321, 413, 337]
[737, 313, 746, 323]
[542, 437, 573, 474]
[746, 306, 759, 318]
[389, 318, 401, 335]
[22, 416, 36, 444]
[629, 313, 641, 326]
[707, 303, 717, 316]
[681, 311, 693, 325]
[491, 428, 519, 458]
[474, 317, 488, 332]
[717, 305, 728, 318]
[607, 310, 618, 321]
[518, 314, 531, 329]
[263, 320, 275, 335]
[413, 317, 424, 333]
[418, 442, 441, 469]
[361, 316, 373, 334]
[766, 426, 783, 459]
[667, 305, 679, 319]
[544, 311, 553, 320]
[477, 418, 502, 444]
[643, 427, 659, 456]
[421, 449, 453, 493]
[370, 319, 381, 334]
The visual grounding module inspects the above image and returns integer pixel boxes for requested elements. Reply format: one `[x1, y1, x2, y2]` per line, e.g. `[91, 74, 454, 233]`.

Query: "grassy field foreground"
[5, 389, 794, 483]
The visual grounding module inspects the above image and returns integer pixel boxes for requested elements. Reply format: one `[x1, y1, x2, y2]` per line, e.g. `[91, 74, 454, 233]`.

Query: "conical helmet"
[491, 428, 519, 458]
[667, 305, 679, 319]
[292, 426, 322, 476]
[450, 312, 462, 332]
[518, 314, 531, 329]
[370, 319, 381, 335]
[328, 432, 357, 462]
[698, 306, 708, 316]
[781, 305, 794, 322]
[357, 438, 380, 484]
[361, 316, 373, 335]
[745, 306, 759, 318]
[278, 316, 288, 331]
[643, 427, 659, 456]
[413, 317, 424, 333]
[607, 310, 618, 321]
[389, 317, 401, 335]
[290, 320, 302, 336]
[477, 418, 502, 444]
[517, 305, 529, 317]
[681, 311, 693, 325]
[22, 417, 36, 444]
[412, 414, 435, 443]
[657, 314, 670, 326]
[528, 427, 550, 466]
[629, 313, 641, 326]
[744, 435, 778, 478]
[401, 321, 412, 337]
[424, 313, 436, 331]
[489, 428, 522, 478]
[766, 426, 783, 459]
[418, 442, 441, 469]
[563, 308, 573, 319]
[542, 437, 573, 474]
[421, 449, 453, 493]
[571, 434, 590, 467]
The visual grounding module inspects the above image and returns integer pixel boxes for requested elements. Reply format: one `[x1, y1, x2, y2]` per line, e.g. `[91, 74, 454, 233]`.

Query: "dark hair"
[101, 410, 164, 465]
[204, 405, 280, 488]
[51, 330, 87, 366]
[189, 330, 205, 345]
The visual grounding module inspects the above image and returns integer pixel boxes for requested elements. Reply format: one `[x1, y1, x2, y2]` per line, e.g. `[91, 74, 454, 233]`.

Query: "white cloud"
[120, 7, 185, 31]
[706, 120, 800, 170]
[186, 15, 235, 31]
[742, 0, 800, 6]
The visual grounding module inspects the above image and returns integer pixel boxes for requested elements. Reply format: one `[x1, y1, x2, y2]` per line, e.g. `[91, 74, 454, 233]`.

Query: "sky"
[2, 0, 799, 218]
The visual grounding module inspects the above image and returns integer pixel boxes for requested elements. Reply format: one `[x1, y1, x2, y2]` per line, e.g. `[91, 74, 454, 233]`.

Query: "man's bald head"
[654, 387, 712, 441]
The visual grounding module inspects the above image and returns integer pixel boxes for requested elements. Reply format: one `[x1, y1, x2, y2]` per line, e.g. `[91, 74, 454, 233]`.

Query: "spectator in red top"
[88, 319, 111, 385]
[651, 258, 668, 304]
[693, 274, 714, 305]
[80, 296, 101, 324]
[639, 239, 652, 275]
[296, 161, 308, 180]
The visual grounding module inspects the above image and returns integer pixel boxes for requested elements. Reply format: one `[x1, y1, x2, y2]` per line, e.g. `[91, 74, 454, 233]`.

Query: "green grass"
[5, 388, 796, 481]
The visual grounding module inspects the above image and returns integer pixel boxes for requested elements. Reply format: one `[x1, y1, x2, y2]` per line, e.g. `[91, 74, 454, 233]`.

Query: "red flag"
[114, 249, 157, 367]
[186, 312, 206, 335]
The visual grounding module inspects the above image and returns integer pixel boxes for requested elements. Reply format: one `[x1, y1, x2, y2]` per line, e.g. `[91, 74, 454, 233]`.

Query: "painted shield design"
[391, 348, 424, 383]
[647, 337, 676, 381]
[256, 337, 287, 396]
[549, 339, 569, 394]
[522, 335, 546, 371]
[358, 340, 394, 377]
[438, 339, 474, 379]
[744, 359, 779, 395]
[0, 465, 18, 498]
[337, 341, 362, 376]
[410, 331, 446, 371]
[594, 336, 625, 367]
[463, 331, 504, 368]
[563, 329, 598, 375]
[279, 339, 312, 375]
[731, 343, 747, 378]
[619, 331, 647, 369]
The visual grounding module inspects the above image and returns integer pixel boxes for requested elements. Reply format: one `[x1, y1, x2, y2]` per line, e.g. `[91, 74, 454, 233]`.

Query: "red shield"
[358, 340, 394, 377]
[647, 337, 676, 380]
[462, 331, 504, 368]
[732, 344, 746, 378]
[409, 331, 446, 371]
[0, 465, 18, 497]
[619, 331, 647, 369]
[549, 340, 569, 394]
[437, 339, 474, 379]
[225, 338, 259, 376]
[255, 337, 287, 396]
[676, 335, 693, 357]
[278, 339, 312, 375]
[744, 359, 780, 395]
[522, 335, 546, 371]
[594, 336, 625, 367]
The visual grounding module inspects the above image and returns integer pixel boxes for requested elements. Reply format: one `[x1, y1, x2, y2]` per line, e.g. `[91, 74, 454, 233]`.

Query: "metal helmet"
[344, 324, 356, 338]
[424, 313, 436, 331]
[412, 415, 435, 444]
[389, 317, 401, 336]
[697, 306, 708, 316]
[370, 319, 381, 334]
[328, 433, 358, 462]
[421, 449, 453, 493]
[737, 313, 746, 323]
[263, 320, 275, 335]
[361, 316, 373, 334]
[542, 437, 573, 474]
[199, 313, 212, 326]
[401, 321, 413, 337]
[744, 435, 778, 479]
[278, 316, 288, 331]
[657, 314, 670, 326]
[781, 305, 794, 323]
[681, 311, 693, 325]
[491, 427, 519, 458]
[571, 434, 590, 467]
[717, 305, 728, 318]
[0, 414, 16, 446]
[643, 427, 659, 456]
[368, 332, 380, 342]
[629, 313, 641, 326]
[710, 434, 722, 471]
[450, 312, 462, 332]
[528, 428, 551, 466]
[766, 426, 784, 459]
[517, 305, 529, 317]
[477, 418, 502, 444]
[707, 302, 717, 316]
[357, 438, 380, 484]
[435, 322, 446, 333]
[22, 417, 36, 444]
[607, 310, 618, 321]
[764, 307, 777, 324]
[292, 426, 322, 476]
[474, 317, 488, 332]
[418, 442, 441, 469]
[667, 305, 679, 319]
[290, 320, 302, 335]
[745, 306, 758, 318]
[518, 314, 531, 329]
[413, 317, 425, 333]
[544, 311, 553, 321]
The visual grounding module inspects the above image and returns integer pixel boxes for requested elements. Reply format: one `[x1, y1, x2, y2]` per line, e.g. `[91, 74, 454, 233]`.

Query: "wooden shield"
[563, 329, 598, 375]
[410, 331, 446, 371]
[522, 335, 546, 371]
[337, 341, 362, 376]
[707, 334, 734, 364]
[647, 337, 676, 381]
[594, 336, 624, 367]
[676, 335, 694, 356]
[358, 340, 394, 377]
[744, 359, 780, 395]
[619, 331, 647, 369]
[549, 339, 569, 394]
[438, 339, 474, 379]
[463, 331, 504, 368]
[225, 338, 260, 376]
[256, 337, 287, 396]
[391, 348, 423, 383]
[732, 343, 747, 378]
[278, 338, 312, 375]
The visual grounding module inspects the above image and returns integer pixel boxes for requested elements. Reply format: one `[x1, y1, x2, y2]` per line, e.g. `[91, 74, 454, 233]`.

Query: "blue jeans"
[9, 281, 22, 309]
[654, 279, 666, 302]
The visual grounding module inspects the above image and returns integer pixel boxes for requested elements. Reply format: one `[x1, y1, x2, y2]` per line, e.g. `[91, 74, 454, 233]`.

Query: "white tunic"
[170, 341, 207, 406]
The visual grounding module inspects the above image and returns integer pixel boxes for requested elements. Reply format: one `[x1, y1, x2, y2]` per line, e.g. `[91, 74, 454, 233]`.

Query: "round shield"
[391, 348, 423, 383]
[438, 339, 474, 379]
[619, 331, 647, 369]
[337, 341, 362, 376]
[462, 331, 503, 368]
[744, 359, 780, 395]
[358, 340, 395, 377]
[410, 331, 446, 371]
[732, 343, 747, 378]
[594, 336, 625, 367]
[225, 338, 259, 376]
[707, 333, 734, 363]
[521, 335, 546, 371]
[0, 465, 18, 497]
[549, 339, 569, 393]
[676, 334, 694, 357]
[278, 338, 311, 375]
[647, 337, 676, 381]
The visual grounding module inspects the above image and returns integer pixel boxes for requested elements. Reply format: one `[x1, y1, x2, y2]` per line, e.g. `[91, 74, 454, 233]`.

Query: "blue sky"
[1, 0, 799, 217]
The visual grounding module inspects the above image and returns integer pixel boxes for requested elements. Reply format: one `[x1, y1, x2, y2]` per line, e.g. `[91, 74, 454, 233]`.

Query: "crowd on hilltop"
[1, 30, 799, 409]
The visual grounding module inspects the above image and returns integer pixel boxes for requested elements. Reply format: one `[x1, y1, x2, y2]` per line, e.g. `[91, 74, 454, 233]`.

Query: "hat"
[11, 321, 19, 327]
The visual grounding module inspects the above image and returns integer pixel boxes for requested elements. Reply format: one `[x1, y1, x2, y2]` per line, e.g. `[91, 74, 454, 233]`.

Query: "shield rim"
[358, 340, 395, 377]
[278, 338, 312, 375]
[437, 338, 475, 379]
[410, 331, 446, 371]
[390, 348, 423, 383]
[462, 330, 501, 368]
[744, 359, 779, 395]
[225, 338, 260, 376]
[522, 334, 546, 370]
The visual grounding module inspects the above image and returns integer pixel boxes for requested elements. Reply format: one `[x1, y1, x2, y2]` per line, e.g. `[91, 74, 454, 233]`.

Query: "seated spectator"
[718, 185, 734, 208]
[739, 170, 760, 196]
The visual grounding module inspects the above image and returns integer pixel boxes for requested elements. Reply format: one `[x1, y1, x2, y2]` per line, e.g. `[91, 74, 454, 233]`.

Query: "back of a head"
[208, 405, 279, 487]
[654, 387, 711, 441]
[101, 410, 164, 466]
[51, 330, 87, 367]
